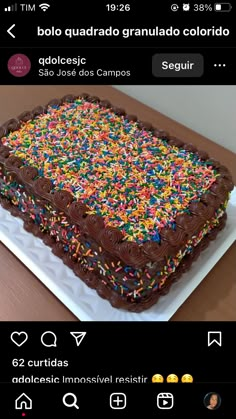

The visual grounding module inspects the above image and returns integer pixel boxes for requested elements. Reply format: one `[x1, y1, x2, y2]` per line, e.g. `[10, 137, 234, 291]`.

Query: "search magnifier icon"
[63, 393, 79, 410]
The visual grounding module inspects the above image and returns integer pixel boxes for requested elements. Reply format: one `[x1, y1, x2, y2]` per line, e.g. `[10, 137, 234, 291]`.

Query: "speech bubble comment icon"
[41, 331, 57, 347]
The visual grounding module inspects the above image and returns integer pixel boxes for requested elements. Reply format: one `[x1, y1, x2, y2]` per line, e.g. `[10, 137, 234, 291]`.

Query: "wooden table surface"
[0, 85, 235, 321]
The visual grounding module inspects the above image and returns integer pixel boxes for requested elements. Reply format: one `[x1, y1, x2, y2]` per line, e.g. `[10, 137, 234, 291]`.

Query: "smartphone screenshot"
[0, 0, 235, 416]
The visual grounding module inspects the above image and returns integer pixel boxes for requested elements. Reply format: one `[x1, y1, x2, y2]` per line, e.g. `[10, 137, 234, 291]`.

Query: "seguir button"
[152, 53, 204, 77]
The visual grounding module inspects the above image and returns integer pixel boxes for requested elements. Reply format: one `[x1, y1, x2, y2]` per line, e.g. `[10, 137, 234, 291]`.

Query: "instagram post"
[0, 1, 235, 417]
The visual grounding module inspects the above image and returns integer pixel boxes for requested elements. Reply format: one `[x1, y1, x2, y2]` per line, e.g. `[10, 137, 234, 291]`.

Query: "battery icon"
[214, 3, 232, 11]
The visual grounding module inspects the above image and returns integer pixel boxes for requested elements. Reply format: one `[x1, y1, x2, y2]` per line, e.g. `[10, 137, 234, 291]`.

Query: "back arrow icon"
[7, 24, 16, 38]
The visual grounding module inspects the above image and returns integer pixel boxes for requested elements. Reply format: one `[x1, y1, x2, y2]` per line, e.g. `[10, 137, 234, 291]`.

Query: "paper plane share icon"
[70, 332, 86, 347]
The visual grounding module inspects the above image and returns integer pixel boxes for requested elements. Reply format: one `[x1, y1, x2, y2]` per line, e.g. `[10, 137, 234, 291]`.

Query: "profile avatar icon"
[7, 53, 31, 77]
[203, 392, 221, 410]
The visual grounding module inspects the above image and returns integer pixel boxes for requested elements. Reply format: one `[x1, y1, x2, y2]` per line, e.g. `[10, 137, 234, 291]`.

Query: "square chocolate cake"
[0, 94, 234, 311]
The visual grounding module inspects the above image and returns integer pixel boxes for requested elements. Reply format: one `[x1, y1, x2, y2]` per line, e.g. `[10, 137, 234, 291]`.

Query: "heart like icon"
[10, 331, 28, 347]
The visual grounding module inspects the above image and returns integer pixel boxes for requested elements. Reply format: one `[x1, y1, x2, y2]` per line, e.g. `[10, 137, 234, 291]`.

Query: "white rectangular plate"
[0, 188, 236, 321]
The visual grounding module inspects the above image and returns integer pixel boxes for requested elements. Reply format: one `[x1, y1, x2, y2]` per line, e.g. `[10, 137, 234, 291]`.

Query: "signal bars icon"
[4, 3, 17, 12]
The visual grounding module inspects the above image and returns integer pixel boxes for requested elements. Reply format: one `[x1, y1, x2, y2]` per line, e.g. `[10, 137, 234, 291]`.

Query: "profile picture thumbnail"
[203, 392, 221, 410]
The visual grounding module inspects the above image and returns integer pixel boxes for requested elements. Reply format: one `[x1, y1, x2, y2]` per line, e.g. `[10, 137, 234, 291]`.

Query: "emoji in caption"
[166, 374, 179, 383]
[181, 374, 193, 383]
[152, 374, 164, 383]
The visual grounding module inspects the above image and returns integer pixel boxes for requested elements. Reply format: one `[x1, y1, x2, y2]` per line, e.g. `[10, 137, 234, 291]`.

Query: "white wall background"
[114, 86, 236, 153]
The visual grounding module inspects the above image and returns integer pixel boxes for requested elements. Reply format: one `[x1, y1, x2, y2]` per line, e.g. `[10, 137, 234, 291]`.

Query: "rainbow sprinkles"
[0, 94, 234, 311]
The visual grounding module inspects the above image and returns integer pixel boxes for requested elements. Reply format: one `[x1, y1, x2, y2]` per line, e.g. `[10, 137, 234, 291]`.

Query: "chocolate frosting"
[200, 192, 221, 207]
[167, 136, 184, 147]
[142, 240, 175, 261]
[208, 228, 218, 241]
[182, 143, 198, 152]
[74, 262, 100, 290]
[23, 219, 34, 232]
[61, 94, 76, 103]
[197, 150, 209, 160]
[73, 262, 87, 279]
[206, 158, 221, 168]
[0, 126, 7, 138]
[84, 214, 105, 239]
[20, 166, 38, 182]
[0, 197, 11, 209]
[189, 201, 215, 220]
[62, 252, 76, 269]
[5, 171, 17, 183]
[218, 165, 232, 177]
[210, 182, 228, 201]
[222, 178, 234, 191]
[125, 114, 138, 122]
[175, 213, 205, 236]
[83, 271, 99, 289]
[97, 282, 113, 299]
[9, 205, 19, 217]
[160, 226, 187, 247]
[153, 129, 169, 139]
[33, 177, 52, 198]
[32, 105, 46, 117]
[18, 111, 33, 122]
[89, 95, 100, 103]
[216, 176, 234, 192]
[68, 201, 89, 224]
[111, 106, 126, 115]
[109, 290, 129, 309]
[219, 212, 227, 227]
[118, 241, 149, 268]
[80, 92, 90, 99]
[99, 99, 111, 108]
[0, 190, 228, 312]
[46, 98, 62, 107]
[53, 190, 73, 211]
[146, 260, 166, 274]
[0, 145, 11, 159]
[3, 118, 20, 133]
[52, 242, 65, 257]
[43, 234, 55, 246]
[138, 121, 153, 131]
[5, 155, 23, 169]
[208, 158, 221, 168]
[99, 226, 124, 253]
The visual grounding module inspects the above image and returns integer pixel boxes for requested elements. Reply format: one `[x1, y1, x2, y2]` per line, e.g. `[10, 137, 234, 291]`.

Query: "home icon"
[15, 393, 32, 410]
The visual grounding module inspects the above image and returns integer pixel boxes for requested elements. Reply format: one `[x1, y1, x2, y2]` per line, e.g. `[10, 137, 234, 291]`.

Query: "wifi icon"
[39, 3, 50, 11]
